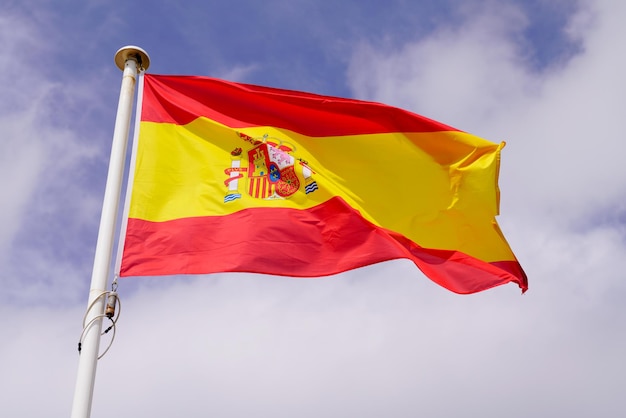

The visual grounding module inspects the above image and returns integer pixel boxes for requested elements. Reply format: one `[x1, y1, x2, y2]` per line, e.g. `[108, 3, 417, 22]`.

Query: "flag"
[119, 74, 527, 294]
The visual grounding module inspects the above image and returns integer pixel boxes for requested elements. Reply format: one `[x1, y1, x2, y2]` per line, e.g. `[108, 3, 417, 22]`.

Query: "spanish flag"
[119, 74, 527, 294]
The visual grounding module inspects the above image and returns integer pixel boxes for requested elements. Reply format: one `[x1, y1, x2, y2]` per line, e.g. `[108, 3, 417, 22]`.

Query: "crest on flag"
[224, 133, 318, 202]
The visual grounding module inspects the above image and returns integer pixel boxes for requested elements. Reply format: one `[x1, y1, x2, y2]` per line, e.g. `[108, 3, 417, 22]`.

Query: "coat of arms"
[224, 133, 318, 203]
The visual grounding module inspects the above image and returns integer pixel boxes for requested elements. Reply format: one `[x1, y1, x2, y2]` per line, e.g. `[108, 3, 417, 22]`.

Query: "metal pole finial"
[114, 45, 150, 72]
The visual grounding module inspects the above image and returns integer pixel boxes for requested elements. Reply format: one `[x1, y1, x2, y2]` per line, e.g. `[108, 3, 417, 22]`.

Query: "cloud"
[215, 63, 261, 83]
[0, 303, 80, 416]
[0, 14, 49, 257]
[347, 2, 533, 126]
[0, 10, 111, 303]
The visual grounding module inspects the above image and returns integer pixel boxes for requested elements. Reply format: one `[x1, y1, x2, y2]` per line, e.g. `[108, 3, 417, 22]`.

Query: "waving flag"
[119, 74, 527, 294]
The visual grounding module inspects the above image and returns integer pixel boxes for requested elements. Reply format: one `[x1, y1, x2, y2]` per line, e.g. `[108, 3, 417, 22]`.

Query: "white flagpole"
[70, 46, 150, 418]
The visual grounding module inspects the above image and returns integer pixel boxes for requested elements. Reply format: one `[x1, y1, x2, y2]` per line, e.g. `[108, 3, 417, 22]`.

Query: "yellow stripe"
[129, 118, 514, 262]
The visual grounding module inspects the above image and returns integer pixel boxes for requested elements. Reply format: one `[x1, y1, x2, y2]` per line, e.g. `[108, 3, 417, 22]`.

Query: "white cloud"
[0, 303, 79, 416]
[216, 63, 261, 83]
[0, 9, 115, 303]
[347, 3, 534, 129]
[0, 14, 49, 257]
[0, 111, 45, 255]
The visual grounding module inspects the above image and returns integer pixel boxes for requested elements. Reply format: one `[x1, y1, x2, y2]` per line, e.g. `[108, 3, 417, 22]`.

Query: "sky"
[1, 0, 625, 416]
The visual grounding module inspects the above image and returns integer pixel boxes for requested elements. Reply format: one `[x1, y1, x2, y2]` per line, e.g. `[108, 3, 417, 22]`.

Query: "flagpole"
[70, 46, 150, 418]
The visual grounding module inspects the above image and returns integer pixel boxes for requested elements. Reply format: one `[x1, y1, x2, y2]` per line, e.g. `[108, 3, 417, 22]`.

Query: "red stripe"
[141, 74, 461, 136]
[120, 197, 527, 294]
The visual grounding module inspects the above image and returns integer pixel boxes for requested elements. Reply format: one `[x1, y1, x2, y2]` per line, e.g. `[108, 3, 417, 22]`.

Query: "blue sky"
[2, 0, 625, 417]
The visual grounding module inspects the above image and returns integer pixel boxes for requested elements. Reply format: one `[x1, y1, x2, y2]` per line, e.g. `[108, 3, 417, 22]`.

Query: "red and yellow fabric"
[119, 74, 527, 294]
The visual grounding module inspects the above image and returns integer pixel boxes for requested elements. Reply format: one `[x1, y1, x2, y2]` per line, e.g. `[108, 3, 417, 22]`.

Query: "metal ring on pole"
[77, 290, 122, 359]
